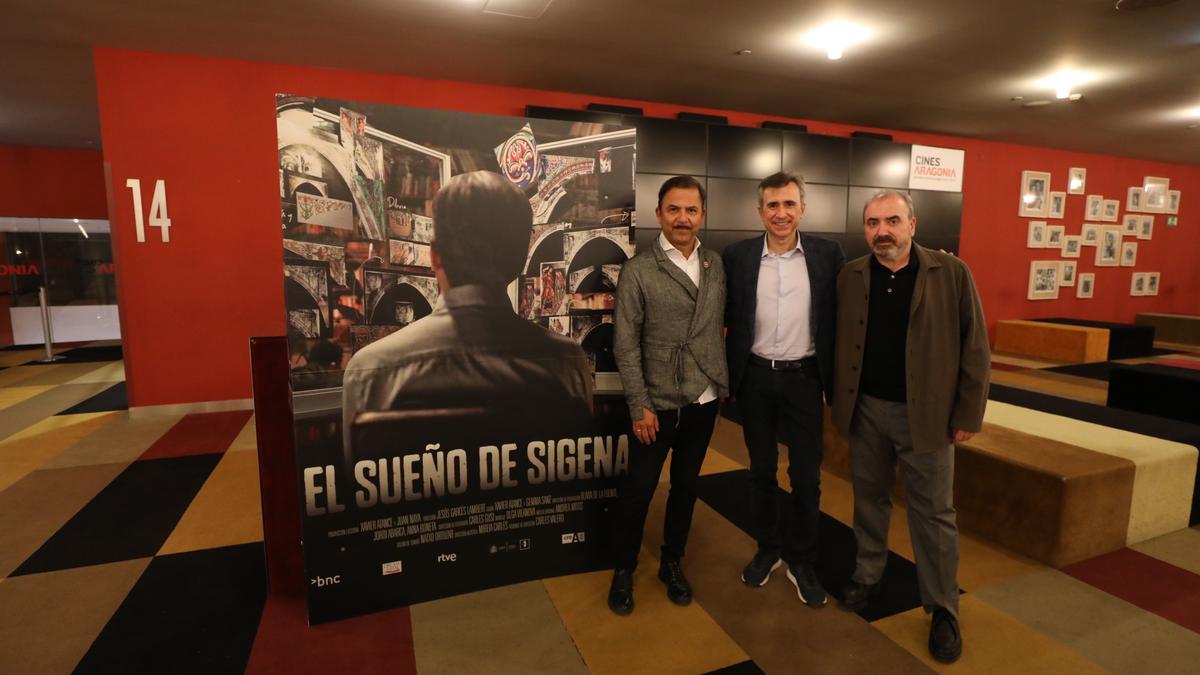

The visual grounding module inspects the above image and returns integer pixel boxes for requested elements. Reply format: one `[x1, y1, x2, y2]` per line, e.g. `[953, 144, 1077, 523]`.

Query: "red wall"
[0, 146, 108, 219]
[93, 48, 1200, 407]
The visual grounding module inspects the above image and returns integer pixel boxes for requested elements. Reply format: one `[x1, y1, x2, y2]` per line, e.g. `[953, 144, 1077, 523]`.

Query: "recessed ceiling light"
[734, 49, 753, 56]
[1022, 100, 1053, 108]
[1036, 69, 1095, 99]
[802, 21, 871, 60]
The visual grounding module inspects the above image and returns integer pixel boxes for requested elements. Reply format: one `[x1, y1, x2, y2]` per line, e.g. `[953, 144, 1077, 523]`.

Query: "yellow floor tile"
[0, 558, 151, 675]
[227, 415, 257, 452]
[0, 412, 120, 492]
[158, 450, 264, 554]
[543, 560, 749, 675]
[40, 412, 183, 470]
[67, 360, 126, 384]
[0, 385, 54, 411]
[0, 363, 110, 388]
[873, 594, 1107, 673]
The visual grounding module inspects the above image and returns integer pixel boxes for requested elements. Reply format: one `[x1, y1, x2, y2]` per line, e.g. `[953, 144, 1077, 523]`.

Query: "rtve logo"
[437, 553, 458, 563]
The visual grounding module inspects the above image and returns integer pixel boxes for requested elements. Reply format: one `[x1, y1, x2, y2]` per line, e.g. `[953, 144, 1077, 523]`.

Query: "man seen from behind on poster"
[607, 175, 728, 616]
[341, 171, 594, 463]
[832, 190, 989, 664]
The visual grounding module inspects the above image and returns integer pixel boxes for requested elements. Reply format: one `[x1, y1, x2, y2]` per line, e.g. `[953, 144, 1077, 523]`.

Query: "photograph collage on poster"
[1019, 169, 1182, 300]
[277, 95, 636, 390]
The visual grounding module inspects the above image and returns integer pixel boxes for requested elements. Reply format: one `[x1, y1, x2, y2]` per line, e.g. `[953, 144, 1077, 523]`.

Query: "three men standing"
[609, 175, 728, 615]
[723, 172, 844, 606]
[833, 190, 990, 663]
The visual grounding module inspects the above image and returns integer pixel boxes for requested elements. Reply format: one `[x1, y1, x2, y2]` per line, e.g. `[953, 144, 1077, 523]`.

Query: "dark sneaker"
[741, 550, 783, 587]
[658, 559, 693, 606]
[929, 607, 962, 663]
[607, 568, 634, 616]
[785, 563, 828, 608]
[840, 579, 881, 612]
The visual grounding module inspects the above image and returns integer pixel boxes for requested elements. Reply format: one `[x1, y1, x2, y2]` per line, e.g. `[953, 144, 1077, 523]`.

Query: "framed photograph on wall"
[1102, 199, 1120, 222]
[1138, 215, 1154, 240]
[1027, 260, 1061, 300]
[1048, 191, 1066, 219]
[1166, 190, 1180, 214]
[1085, 195, 1103, 220]
[1019, 170, 1051, 217]
[1146, 272, 1160, 296]
[1143, 176, 1169, 212]
[1027, 220, 1047, 248]
[1046, 225, 1065, 247]
[1096, 226, 1121, 266]
[1068, 167, 1086, 195]
[1122, 214, 1140, 236]
[1076, 273, 1095, 298]
[1062, 235, 1082, 258]
[1060, 260, 1078, 286]
[1081, 223, 1100, 246]
[1127, 186, 1144, 212]
[1130, 272, 1146, 296]
[1120, 241, 1138, 267]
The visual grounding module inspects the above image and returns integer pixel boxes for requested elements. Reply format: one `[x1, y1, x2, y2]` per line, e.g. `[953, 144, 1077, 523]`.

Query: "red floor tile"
[245, 593, 417, 675]
[139, 410, 253, 460]
[1064, 548, 1200, 635]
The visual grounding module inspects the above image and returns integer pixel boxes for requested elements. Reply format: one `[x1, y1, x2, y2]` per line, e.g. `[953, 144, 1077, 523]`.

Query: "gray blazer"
[613, 241, 729, 420]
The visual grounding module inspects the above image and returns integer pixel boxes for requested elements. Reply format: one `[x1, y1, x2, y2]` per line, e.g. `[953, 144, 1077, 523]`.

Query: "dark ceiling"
[1, 0, 1198, 163]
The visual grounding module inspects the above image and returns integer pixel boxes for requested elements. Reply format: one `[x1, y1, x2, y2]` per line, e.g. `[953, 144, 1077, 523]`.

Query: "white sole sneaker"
[741, 559, 783, 587]
[786, 568, 829, 607]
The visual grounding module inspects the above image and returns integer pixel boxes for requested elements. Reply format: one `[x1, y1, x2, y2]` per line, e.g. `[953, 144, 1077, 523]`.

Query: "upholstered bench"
[984, 401, 1197, 546]
[1036, 317, 1156, 359]
[1108, 363, 1200, 425]
[1136, 312, 1200, 346]
[822, 408, 1140, 567]
[993, 319, 1109, 363]
[955, 423, 1133, 567]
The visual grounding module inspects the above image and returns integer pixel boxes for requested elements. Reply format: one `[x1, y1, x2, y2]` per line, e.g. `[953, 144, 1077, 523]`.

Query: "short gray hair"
[862, 189, 916, 222]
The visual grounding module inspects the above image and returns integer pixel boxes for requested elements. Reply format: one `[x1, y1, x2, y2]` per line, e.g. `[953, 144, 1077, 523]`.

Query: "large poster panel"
[276, 95, 637, 623]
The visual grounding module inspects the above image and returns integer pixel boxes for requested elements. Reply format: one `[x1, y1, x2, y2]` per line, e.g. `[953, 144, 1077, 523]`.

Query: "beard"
[872, 235, 903, 260]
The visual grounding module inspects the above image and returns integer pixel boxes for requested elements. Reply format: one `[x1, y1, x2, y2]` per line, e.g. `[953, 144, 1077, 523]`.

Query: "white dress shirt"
[752, 236, 814, 361]
[659, 233, 717, 404]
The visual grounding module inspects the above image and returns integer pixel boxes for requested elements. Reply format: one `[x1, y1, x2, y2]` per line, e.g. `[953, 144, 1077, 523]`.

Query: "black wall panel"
[706, 178, 762, 231]
[784, 133, 850, 185]
[850, 137, 912, 188]
[630, 117, 708, 176]
[707, 125, 782, 179]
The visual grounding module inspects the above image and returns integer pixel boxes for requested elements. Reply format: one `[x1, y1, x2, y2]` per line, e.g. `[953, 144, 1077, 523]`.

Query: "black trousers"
[611, 400, 719, 571]
[739, 361, 824, 564]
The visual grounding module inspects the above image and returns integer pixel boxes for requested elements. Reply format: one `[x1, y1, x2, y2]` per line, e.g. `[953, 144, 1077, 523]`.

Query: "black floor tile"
[25, 344, 123, 365]
[74, 542, 267, 675]
[57, 381, 128, 414]
[696, 469, 923, 622]
[11, 455, 222, 576]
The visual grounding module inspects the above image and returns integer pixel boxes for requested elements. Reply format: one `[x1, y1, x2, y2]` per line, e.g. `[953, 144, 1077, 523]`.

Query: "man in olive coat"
[832, 190, 989, 664]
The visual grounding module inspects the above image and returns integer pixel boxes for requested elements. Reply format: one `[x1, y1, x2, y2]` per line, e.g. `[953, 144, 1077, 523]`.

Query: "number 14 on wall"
[125, 179, 172, 243]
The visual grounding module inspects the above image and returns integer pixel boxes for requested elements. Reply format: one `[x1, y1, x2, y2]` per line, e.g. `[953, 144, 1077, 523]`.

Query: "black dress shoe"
[929, 607, 962, 664]
[607, 569, 634, 616]
[840, 578, 881, 612]
[658, 559, 693, 606]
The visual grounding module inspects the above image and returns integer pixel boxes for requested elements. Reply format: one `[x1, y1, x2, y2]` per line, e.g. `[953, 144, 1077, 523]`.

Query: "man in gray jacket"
[607, 175, 728, 615]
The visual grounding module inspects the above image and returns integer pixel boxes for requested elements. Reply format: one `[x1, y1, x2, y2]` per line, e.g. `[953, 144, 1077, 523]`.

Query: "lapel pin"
[703, 260, 711, 269]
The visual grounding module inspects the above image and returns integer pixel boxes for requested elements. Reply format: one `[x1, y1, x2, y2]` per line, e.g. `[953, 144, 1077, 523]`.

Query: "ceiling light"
[1036, 70, 1094, 99]
[802, 21, 871, 60]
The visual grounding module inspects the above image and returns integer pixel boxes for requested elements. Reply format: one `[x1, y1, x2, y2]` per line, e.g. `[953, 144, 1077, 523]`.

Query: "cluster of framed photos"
[1021, 168, 1177, 301]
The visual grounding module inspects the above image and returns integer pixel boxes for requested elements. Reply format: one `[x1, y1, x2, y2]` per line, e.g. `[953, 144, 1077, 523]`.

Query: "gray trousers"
[849, 394, 960, 618]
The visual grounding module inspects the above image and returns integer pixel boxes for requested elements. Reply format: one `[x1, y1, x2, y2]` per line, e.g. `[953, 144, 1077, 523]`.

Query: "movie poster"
[276, 95, 637, 623]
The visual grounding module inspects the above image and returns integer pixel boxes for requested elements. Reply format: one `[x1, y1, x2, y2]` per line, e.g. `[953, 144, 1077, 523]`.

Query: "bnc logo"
[437, 553, 458, 563]
[311, 575, 342, 587]
[561, 532, 586, 544]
